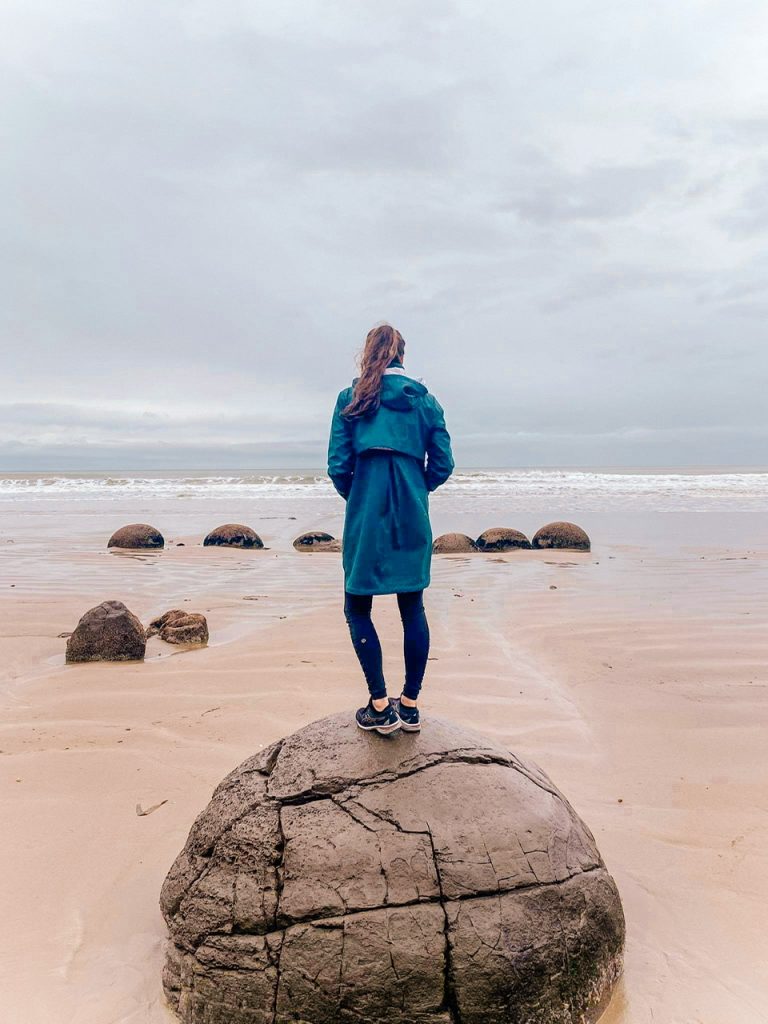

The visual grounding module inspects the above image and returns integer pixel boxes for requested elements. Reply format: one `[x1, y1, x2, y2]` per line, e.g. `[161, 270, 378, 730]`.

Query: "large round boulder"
[147, 609, 209, 646]
[476, 527, 531, 551]
[432, 532, 478, 553]
[66, 600, 146, 662]
[293, 532, 341, 552]
[532, 521, 591, 551]
[108, 523, 164, 549]
[160, 713, 624, 1024]
[203, 524, 263, 549]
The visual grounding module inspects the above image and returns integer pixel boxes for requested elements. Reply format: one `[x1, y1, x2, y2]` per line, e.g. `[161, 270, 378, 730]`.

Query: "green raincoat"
[327, 365, 454, 595]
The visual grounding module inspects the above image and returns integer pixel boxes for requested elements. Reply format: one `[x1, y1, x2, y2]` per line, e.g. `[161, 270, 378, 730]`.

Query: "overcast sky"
[2, 0, 767, 469]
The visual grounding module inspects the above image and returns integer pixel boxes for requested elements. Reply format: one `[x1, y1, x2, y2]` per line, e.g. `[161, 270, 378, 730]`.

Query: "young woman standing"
[327, 323, 454, 735]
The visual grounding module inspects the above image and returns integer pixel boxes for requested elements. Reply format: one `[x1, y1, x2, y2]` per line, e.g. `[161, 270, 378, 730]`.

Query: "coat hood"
[380, 372, 428, 410]
[350, 370, 428, 412]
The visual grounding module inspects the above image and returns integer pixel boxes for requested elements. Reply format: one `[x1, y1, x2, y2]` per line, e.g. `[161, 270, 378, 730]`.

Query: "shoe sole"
[389, 700, 421, 732]
[399, 720, 421, 732]
[356, 719, 402, 735]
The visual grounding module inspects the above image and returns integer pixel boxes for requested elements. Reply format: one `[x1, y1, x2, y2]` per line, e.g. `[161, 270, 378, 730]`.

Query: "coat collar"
[383, 366, 425, 384]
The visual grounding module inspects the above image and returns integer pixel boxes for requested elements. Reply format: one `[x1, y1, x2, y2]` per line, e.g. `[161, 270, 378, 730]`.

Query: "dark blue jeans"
[344, 590, 430, 702]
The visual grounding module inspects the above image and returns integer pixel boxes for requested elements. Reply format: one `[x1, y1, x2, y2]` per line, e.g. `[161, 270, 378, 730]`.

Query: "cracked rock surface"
[161, 713, 625, 1023]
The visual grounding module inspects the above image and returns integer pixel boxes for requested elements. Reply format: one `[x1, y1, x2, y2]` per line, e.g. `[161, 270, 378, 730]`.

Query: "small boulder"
[108, 523, 164, 549]
[147, 610, 208, 646]
[293, 532, 341, 552]
[532, 521, 591, 551]
[66, 600, 146, 662]
[432, 532, 478, 553]
[203, 524, 263, 548]
[476, 526, 531, 551]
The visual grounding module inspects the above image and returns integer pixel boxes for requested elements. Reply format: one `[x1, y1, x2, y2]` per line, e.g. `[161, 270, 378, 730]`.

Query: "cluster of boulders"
[97, 520, 621, 1024]
[433, 528, 529, 553]
[160, 712, 625, 1024]
[106, 523, 342, 551]
[434, 521, 591, 553]
[107, 523, 266, 549]
[80, 524, 346, 663]
[106, 521, 590, 554]
[65, 600, 209, 663]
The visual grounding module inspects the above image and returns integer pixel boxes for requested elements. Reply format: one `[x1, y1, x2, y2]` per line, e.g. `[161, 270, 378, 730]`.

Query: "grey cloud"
[0, 401, 327, 437]
[276, 89, 463, 174]
[1, 0, 767, 468]
[502, 160, 685, 225]
[712, 117, 768, 144]
[708, 301, 768, 319]
[540, 265, 702, 312]
[721, 163, 768, 236]
[0, 439, 327, 471]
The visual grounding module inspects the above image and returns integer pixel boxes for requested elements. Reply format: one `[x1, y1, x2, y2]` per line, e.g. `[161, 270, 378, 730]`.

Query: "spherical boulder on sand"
[202, 524, 264, 549]
[160, 713, 624, 1024]
[432, 532, 478, 553]
[476, 527, 531, 551]
[147, 610, 209, 646]
[532, 521, 591, 551]
[107, 523, 164, 549]
[66, 600, 146, 662]
[292, 531, 341, 552]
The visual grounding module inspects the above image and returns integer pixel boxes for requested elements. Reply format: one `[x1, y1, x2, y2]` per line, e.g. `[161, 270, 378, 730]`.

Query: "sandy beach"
[1, 470, 767, 1023]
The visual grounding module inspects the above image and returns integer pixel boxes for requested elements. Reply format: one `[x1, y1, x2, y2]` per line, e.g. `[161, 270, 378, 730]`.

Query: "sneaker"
[355, 700, 401, 735]
[389, 696, 421, 732]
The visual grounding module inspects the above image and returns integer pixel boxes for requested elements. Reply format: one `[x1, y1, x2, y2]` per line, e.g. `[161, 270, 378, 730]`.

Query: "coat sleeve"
[424, 396, 455, 492]
[327, 390, 356, 499]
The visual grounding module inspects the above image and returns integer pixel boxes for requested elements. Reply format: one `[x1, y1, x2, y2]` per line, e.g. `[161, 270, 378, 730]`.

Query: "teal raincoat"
[327, 364, 454, 595]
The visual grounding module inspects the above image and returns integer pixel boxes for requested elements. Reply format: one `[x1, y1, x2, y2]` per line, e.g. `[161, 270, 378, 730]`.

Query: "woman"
[327, 323, 454, 735]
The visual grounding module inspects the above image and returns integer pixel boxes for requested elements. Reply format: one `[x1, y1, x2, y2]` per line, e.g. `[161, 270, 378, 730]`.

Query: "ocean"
[2, 467, 768, 506]
[3, 466, 766, 597]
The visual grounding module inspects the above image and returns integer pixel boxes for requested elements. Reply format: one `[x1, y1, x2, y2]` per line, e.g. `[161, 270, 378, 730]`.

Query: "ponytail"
[342, 323, 405, 419]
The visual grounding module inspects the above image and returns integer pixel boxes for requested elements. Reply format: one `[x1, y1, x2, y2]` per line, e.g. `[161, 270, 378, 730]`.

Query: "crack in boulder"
[269, 748, 563, 805]
[427, 823, 463, 1024]
[161, 712, 625, 1024]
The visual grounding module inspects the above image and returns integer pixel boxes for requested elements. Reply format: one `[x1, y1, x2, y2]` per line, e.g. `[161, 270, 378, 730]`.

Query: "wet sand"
[1, 507, 768, 1022]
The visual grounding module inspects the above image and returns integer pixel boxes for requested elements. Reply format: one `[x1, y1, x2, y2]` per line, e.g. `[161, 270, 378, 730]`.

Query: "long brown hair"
[342, 323, 405, 419]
